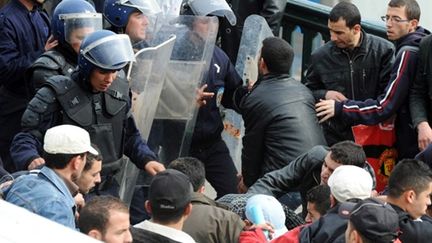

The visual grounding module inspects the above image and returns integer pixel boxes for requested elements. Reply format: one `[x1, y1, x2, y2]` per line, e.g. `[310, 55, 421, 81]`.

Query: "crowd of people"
[1, 0, 432, 242]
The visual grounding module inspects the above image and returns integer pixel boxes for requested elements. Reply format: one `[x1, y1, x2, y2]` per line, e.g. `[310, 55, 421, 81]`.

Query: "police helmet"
[181, 0, 236, 26]
[52, 0, 102, 47]
[78, 30, 136, 78]
[103, 0, 161, 28]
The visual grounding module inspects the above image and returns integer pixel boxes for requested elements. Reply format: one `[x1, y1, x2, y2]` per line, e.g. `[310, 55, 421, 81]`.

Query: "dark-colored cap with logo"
[339, 198, 399, 243]
[149, 169, 193, 212]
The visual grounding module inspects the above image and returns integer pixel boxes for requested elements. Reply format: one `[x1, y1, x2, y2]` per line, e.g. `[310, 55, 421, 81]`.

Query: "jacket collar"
[55, 171, 79, 197]
[256, 73, 290, 83]
[40, 167, 79, 198]
[135, 220, 196, 243]
[190, 192, 229, 209]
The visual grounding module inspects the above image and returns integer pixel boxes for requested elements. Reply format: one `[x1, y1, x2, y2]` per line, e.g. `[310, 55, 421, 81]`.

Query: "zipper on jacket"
[343, 47, 366, 100]
[349, 59, 355, 99]
[343, 49, 357, 99]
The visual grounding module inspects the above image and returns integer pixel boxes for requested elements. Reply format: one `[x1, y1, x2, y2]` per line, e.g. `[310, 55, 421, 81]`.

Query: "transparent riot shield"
[222, 15, 273, 170]
[118, 35, 176, 204]
[155, 0, 183, 17]
[147, 15, 218, 165]
[128, 35, 177, 137]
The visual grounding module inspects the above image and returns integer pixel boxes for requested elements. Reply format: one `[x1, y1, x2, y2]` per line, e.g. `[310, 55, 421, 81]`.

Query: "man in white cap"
[299, 165, 373, 243]
[4, 124, 98, 229]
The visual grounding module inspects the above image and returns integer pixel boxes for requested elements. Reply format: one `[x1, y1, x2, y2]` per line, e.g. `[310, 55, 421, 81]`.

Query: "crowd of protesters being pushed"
[2, 0, 432, 242]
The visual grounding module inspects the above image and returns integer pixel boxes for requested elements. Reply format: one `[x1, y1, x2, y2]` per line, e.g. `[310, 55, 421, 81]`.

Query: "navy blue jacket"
[0, 157, 8, 178]
[191, 46, 242, 145]
[299, 203, 347, 243]
[0, 0, 49, 97]
[390, 203, 432, 243]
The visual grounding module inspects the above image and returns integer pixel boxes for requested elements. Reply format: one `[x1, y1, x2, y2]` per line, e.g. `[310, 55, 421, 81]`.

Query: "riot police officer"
[103, 0, 161, 49]
[28, 0, 102, 96]
[10, 30, 165, 196]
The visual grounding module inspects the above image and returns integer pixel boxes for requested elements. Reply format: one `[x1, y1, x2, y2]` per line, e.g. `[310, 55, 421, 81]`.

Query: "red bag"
[352, 121, 398, 192]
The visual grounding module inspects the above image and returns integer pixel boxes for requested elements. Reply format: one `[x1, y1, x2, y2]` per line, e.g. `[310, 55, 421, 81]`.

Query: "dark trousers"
[190, 138, 238, 199]
[0, 87, 28, 173]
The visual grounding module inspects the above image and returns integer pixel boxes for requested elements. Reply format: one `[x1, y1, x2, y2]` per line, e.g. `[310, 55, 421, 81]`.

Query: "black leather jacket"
[236, 74, 327, 187]
[248, 146, 326, 198]
[305, 31, 394, 101]
[219, 0, 287, 62]
[304, 31, 394, 144]
[248, 145, 376, 217]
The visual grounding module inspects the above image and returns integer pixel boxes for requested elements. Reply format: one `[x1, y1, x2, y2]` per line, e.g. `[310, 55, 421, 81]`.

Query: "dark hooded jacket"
[334, 27, 430, 159]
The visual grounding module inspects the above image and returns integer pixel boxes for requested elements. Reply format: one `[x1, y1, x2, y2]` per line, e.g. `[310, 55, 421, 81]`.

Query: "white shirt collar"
[134, 220, 196, 243]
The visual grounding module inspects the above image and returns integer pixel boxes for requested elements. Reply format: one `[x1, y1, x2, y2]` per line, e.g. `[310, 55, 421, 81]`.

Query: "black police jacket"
[28, 46, 77, 94]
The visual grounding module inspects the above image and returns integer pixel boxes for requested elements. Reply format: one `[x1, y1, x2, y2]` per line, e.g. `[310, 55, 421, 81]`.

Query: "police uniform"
[190, 46, 242, 198]
[0, 0, 50, 172]
[11, 71, 157, 196]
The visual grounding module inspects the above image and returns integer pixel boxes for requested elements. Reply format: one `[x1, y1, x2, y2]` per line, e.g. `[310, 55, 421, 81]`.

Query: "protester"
[305, 2, 394, 146]
[132, 169, 196, 243]
[341, 198, 400, 243]
[79, 195, 133, 243]
[5, 125, 98, 229]
[169, 157, 245, 243]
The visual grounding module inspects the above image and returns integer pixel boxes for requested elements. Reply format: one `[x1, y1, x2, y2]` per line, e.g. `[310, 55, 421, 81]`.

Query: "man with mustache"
[304, 2, 394, 147]
[316, 0, 430, 159]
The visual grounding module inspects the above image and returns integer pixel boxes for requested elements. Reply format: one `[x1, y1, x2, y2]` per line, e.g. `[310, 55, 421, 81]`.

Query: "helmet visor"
[188, 0, 237, 26]
[119, 0, 161, 16]
[61, 13, 103, 48]
[81, 34, 136, 70]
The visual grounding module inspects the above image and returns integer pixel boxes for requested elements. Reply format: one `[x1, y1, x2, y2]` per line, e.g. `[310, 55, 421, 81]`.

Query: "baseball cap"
[43, 125, 98, 155]
[327, 165, 373, 203]
[339, 198, 399, 243]
[149, 169, 193, 212]
[245, 194, 288, 239]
